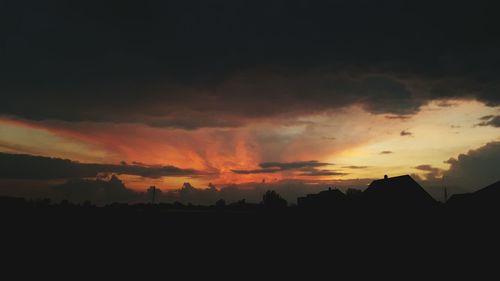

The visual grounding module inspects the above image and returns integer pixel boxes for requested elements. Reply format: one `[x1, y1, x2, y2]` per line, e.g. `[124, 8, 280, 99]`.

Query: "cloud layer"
[1, 1, 500, 128]
[443, 142, 500, 192]
[231, 160, 340, 176]
[0, 153, 200, 180]
[477, 115, 500, 127]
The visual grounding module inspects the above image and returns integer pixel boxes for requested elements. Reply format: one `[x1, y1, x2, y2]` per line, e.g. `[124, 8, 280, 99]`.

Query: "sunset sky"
[1, 1, 499, 202]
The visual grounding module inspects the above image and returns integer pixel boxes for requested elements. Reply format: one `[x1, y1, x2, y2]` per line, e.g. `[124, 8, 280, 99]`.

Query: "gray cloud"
[232, 160, 333, 175]
[380, 151, 393, 154]
[385, 115, 411, 120]
[343, 166, 369, 169]
[0, 152, 201, 180]
[230, 168, 281, 175]
[415, 164, 442, 173]
[297, 170, 348, 177]
[357, 76, 421, 115]
[436, 100, 458, 107]
[442, 142, 500, 192]
[400, 130, 413, 136]
[259, 161, 331, 170]
[480, 115, 495, 121]
[51, 175, 140, 205]
[0, 74, 430, 129]
[414, 165, 444, 181]
[476, 115, 500, 128]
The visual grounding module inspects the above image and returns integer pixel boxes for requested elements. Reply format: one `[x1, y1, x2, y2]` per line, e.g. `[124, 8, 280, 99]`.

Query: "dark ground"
[1, 197, 498, 278]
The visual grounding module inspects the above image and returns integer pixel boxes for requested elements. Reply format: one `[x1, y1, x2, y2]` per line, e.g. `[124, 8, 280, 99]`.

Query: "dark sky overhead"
[2, 0, 500, 127]
[0, 0, 499, 202]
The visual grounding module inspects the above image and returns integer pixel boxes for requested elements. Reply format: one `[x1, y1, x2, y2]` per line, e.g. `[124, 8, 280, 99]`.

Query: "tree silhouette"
[261, 190, 287, 209]
[215, 199, 226, 208]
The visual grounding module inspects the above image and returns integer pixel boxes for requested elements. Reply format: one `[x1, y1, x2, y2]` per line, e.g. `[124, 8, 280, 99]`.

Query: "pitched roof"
[474, 180, 500, 197]
[364, 175, 436, 206]
[446, 193, 473, 206]
[446, 181, 500, 208]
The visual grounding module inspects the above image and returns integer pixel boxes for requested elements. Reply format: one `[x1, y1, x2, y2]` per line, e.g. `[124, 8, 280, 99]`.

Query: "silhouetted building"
[446, 193, 473, 206]
[297, 187, 347, 210]
[447, 180, 500, 209]
[363, 175, 436, 208]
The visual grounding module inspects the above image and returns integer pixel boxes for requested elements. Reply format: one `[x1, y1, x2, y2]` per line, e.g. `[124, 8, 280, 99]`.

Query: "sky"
[1, 0, 499, 203]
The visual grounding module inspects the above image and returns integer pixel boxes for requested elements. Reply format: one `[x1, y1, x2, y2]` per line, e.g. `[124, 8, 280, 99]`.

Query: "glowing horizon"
[2, 99, 498, 192]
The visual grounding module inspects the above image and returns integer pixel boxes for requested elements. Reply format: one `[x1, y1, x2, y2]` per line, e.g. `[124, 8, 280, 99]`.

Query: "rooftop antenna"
[442, 176, 448, 203]
[148, 186, 157, 204]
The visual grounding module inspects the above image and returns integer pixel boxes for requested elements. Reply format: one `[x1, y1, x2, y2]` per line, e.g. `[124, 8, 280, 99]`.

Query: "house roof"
[364, 175, 436, 205]
[447, 193, 473, 204]
[473, 180, 500, 197]
[446, 181, 500, 207]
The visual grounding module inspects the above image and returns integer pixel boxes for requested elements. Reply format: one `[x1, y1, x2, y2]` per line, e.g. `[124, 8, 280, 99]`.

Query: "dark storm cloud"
[0, 152, 200, 180]
[476, 115, 500, 127]
[1, 0, 500, 128]
[443, 142, 500, 192]
[232, 160, 332, 175]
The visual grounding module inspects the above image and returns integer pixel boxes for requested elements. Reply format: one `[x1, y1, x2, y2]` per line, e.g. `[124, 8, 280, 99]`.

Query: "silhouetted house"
[447, 180, 500, 210]
[363, 175, 436, 209]
[472, 180, 500, 203]
[446, 193, 473, 206]
[297, 187, 347, 210]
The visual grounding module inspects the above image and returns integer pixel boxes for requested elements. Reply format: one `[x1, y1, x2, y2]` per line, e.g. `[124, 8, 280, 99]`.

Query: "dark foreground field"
[1, 201, 498, 278]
